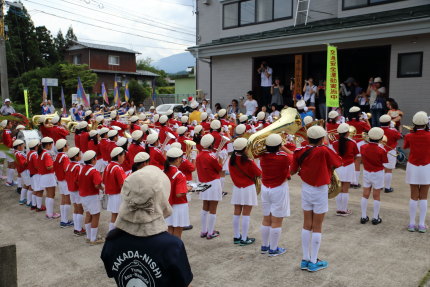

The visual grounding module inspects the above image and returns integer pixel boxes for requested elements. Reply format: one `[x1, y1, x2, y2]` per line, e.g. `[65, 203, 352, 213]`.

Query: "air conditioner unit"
[202, 0, 210, 5]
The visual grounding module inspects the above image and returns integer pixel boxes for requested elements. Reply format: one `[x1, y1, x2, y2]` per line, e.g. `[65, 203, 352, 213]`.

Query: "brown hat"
[115, 166, 172, 237]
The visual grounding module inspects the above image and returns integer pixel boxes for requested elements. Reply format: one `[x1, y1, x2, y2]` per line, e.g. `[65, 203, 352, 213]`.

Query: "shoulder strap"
[298, 146, 316, 168]
[85, 167, 96, 176]
[172, 170, 182, 180]
[232, 161, 254, 181]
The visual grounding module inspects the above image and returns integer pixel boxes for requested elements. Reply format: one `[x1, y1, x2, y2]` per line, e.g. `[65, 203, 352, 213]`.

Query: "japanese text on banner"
[326, 45, 339, 107]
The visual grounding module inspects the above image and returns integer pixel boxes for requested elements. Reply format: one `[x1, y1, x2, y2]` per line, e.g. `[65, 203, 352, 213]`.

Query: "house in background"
[65, 41, 158, 93]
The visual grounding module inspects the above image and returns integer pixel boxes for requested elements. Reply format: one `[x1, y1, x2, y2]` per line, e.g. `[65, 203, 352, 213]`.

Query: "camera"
[239, 96, 244, 100]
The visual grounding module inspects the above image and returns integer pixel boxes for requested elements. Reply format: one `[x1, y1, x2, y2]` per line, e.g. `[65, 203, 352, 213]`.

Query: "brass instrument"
[31, 112, 58, 127]
[161, 132, 176, 150]
[184, 140, 197, 160]
[216, 135, 230, 155]
[67, 121, 79, 133]
[295, 119, 325, 146]
[328, 171, 342, 199]
[328, 125, 358, 142]
[403, 125, 413, 131]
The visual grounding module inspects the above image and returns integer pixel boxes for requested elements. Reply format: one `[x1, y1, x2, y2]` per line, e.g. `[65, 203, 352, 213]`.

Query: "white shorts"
[58, 180, 70, 195]
[165, 203, 190, 227]
[95, 159, 107, 173]
[356, 140, 366, 157]
[231, 184, 258, 206]
[69, 191, 81, 204]
[261, 182, 290, 218]
[20, 170, 31, 186]
[107, 194, 122, 213]
[383, 150, 397, 170]
[199, 179, 222, 201]
[406, 162, 430, 185]
[335, 163, 355, 183]
[81, 194, 101, 215]
[301, 182, 328, 214]
[39, 173, 57, 189]
[31, 174, 42, 191]
[363, 170, 385, 189]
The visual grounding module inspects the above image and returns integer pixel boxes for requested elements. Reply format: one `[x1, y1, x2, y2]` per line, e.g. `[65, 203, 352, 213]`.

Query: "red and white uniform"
[54, 152, 70, 195]
[201, 121, 210, 132]
[2, 129, 12, 148]
[177, 135, 192, 152]
[15, 150, 30, 186]
[99, 138, 111, 162]
[103, 161, 126, 213]
[326, 122, 340, 145]
[129, 123, 141, 133]
[120, 150, 132, 174]
[164, 165, 190, 227]
[360, 143, 388, 189]
[403, 129, 430, 184]
[229, 154, 261, 206]
[128, 143, 145, 166]
[381, 126, 402, 169]
[111, 120, 128, 137]
[37, 150, 56, 189]
[79, 131, 90, 153]
[196, 149, 222, 201]
[347, 119, 370, 155]
[179, 158, 195, 181]
[40, 125, 51, 138]
[27, 150, 41, 191]
[74, 133, 81, 150]
[78, 164, 102, 215]
[332, 139, 359, 183]
[159, 125, 178, 146]
[50, 125, 69, 142]
[148, 145, 165, 170]
[65, 161, 82, 204]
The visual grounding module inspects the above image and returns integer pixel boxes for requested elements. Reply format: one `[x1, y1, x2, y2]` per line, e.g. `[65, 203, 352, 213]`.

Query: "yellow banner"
[24, 89, 29, 118]
[326, 45, 339, 107]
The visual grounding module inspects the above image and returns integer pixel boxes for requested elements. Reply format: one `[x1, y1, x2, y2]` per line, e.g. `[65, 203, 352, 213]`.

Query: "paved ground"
[0, 167, 429, 287]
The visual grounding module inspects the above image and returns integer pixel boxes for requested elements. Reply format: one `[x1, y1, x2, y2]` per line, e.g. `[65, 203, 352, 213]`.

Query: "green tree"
[54, 30, 67, 60]
[59, 63, 97, 96]
[35, 26, 58, 65]
[136, 57, 168, 87]
[127, 80, 149, 103]
[65, 26, 77, 47]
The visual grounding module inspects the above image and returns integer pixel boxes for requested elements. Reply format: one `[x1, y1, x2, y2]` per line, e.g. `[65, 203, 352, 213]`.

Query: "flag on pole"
[77, 77, 90, 107]
[326, 45, 339, 108]
[42, 79, 48, 101]
[113, 81, 121, 107]
[61, 86, 67, 114]
[151, 78, 157, 106]
[124, 81, 130, 102]
[101, 82, 109, 105]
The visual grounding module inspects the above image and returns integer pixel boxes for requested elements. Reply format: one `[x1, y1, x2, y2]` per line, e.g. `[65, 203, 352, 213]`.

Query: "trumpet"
[161, 132, 176, 151]
[184, 140, 197, 160]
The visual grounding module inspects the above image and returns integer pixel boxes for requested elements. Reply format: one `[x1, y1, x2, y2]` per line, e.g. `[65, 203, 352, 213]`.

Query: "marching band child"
[128, 130, 145, 166]
[54, 139, 73, 227]
[326, 111, 340, 146]
[200, 112, 210, 132]
[110, 111, 128, 137]
[79, 150, 104, 244]
[98, 127, 111, 170]
[129, 116, 141, 133]
[196, 134, 223, 239]
[379, 115, 402, 193]
[332, 123, 359, 216]
[13, 139, 29, 205]
[50, 115, 69, 142]
[291, 126, 342, 272]
[158, 115, 178, 150]
[106, 130, 119, 158]
[234, 124, 247, 139]
[116, 138, 131, 175]
[403, 111, 430, 233]
[192, 125, 204, 152]
[164, 147, 190, 239]
[27, 139, 45, 211]
[132, 152, 150, 173]
[359, 127, 388, 225]
[177, 126, 191, 152]
[38, 137, 60, 219]
[171, 142, 195, 182]
[65, 147, 85, 236]
[259, 134, 291, 256]
[1, 119, 16, 186]
[229, 138, 261, 246]
[146, 133, 166, 170]
[88, 130, 104, 173]
[103, 147, 126, 231]
[79, 122, 90, 153]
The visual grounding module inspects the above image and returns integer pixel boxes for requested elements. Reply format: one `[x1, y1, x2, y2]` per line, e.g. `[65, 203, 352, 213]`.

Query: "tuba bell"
[328, 171, 342, 199]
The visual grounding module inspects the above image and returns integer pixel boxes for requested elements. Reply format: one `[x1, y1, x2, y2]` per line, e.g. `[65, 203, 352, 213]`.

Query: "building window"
[343, 0, 404, 10]
[223, 0, 292, 29]
[108, 55, 120, 66]
[397, 52, 423, 78]
[72, 54, 81, 65]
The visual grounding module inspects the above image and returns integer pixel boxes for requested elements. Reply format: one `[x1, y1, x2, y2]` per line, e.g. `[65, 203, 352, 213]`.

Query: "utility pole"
[0, 0, 9, 102]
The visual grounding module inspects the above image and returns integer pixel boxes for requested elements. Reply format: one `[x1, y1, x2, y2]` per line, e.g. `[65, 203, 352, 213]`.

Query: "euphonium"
[161, 132, 175, 150]
[32, 112, 58, 126]
[245, 107, 302, 159]
[67, 121, 79, 133]
[328, 171, 342, 199]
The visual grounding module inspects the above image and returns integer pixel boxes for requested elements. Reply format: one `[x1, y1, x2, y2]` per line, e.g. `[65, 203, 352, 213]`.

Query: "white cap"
[257, 111, 265, 121]
[349, 106, 360, 113]
[138, 113, 147, 121]
[210, 120, 221, 130]
[328, 111, 338, 119]
[111, 147, 124, 158]
[146, 133, 159, 144]
[0, 120, 7, 128]
[235, 124, 246, 135]
[130, 116, 139, 123]
[239, 115, 248, 123]
[150, 106, 155, 110]
[233, 138, 248, 150]
[266, 134, 282, 146]
[95, 115, 104, 123]
[89, 130, 98, 137]
[41, 137, 54, 144]
[374, 77, 382, 83]
[201, 134, 215, 148]
[337, 123, 350, 134]
[296, 100, 306, 109]
[303, 116, 313, 125]
[181, 116, 189, 123]
[107, 129, 118, 138]
[116, 137, 127, 147]
[141, 124, 149, 133]
[177, 126, 187, 135]
[194, 125, 203, 134]
[201, 112, 208, 121]
[132, 130, 144, 141]
[153, 114, 160, 122]
[166, 147, 183, 158]
[85, 110, 93, 117]
[218, 109, 227, 118]
[67, 147, 80, 158]
[4, 98, 10, 103]
[134, 152, 150, 163]
[82, 150, 97, 162]
[13, 139, 24, 147]
[170, 142, 182, 149]
[307, 126, 327, 139]
[379, 114, 391, 123]
[78, 121, 88, 129]
[412, 111, 429, 125]
[28, 139, 40, 148]
[51, 115, 60, 124]
[159, 115, 168, 124]
[55, 139, 67, 150]
[190, 101, 199, 109]
[110, 111, 118, 118]
[128, 108, 135, 115]
[98, 127, 109, 135]
[368, 127, 384, 140]
[16, 124, 25, 130]
[166, 109, 174, 116]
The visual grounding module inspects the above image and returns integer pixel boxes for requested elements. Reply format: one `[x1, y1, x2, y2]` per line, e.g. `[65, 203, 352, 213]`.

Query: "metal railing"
[143, 94, 195, 108]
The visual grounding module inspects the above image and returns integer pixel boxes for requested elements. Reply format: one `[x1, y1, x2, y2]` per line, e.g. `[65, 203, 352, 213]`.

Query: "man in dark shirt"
[100, 166, 193, 287]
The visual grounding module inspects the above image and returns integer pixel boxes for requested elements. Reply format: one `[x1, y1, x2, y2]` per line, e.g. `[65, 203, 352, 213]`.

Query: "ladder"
[294, 0, 311, 27]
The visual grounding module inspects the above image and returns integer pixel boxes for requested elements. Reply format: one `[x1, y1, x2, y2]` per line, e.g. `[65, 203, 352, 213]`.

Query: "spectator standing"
[386, 98, 403, 131]
[317, 81, 326, 120]
[302, 78, 317, 107]
[200, 99, 212, 115]
[214, 103, 222, 114]
[0, 99, 15, 115]
[241, 91, 258, 117]
[271, 78, 284, 106]
[355, 88, 370, 113]
[340, 77, 356, 119]
[227, 99, 240, 115]
[138, 103, 145, 113]
[69, 103, 77, 121]
[257, 61, 273, 107]
[41, 101, 50, 115]
[47, 100, 55, 114]
[92, 99, 100, 111]
[367, 77, 387, 127]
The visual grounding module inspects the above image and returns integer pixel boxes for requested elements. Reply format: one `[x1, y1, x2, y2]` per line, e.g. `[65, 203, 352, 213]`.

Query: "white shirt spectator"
[260, 67, 273, 87]
[244, 99, 258, 116]
[303, 85, 317, 104]
[47, 104, 55, 114]
[0, 105, 15, 115]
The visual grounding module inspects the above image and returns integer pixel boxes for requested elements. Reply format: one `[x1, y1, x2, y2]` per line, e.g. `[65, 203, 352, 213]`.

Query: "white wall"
[339, 0, 429, 18]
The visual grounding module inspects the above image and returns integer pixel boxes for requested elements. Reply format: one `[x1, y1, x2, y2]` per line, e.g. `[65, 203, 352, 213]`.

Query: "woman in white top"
[367, 77, 386, 127]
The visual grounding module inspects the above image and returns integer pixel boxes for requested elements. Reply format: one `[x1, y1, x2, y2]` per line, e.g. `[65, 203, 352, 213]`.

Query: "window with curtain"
[257, 0, 272, 22]
[240, 0, 256, 25]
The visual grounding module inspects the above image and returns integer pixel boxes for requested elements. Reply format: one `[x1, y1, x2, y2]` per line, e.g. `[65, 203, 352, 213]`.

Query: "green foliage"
[59, 64, 97, 95]
[157, 86, 175, 95]
[128, 80, 150, 103]
[136, 57, 168, 87]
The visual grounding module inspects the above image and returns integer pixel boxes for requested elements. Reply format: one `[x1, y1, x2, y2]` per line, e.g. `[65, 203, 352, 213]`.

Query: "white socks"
[109, 222, 115, 231]
[354, 171, 361, 185]
[343, 193, 349, 211]
[373, 200, 381, 220]
[36, 196, 43, 209]
[361, 197, 368, 218]
[301, 229, 311, 261]
[90, 228, 98, 242]
[17, 177, 22, 188]
[200, 210, 208, 233]
[73, 214, 78, 230]
[207, 214, 217, 235]
[85, 223, 91, 239]
[269, 228, 282, 251]
[241, 216, 250, 241]
[310, 233, 322, 264]
[20, 188, 27, 201]
[46, 198, 54, 217]
[32, 194, 37, 207]
[384, 173, 392, 189]
[233, 215, 240, 238]
[260, 225, 270, 247]
[419, 200, 428, 227]
[75, 214, 83, 231]
[336, 194, 342, 211]
[60, 205, 71, 223]
[409, 199, 418, 225]
[7, 168, 14, 184]
[336, 193, 350, 212]
[27, 190, 33, 205]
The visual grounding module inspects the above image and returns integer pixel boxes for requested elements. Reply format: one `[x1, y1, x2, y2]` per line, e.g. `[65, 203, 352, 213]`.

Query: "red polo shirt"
[381, 126, 401, 151]
[2, 129, 12, 148]
[14, 151, 27, 174]
[332, 139, 359, 166]
[260, 151, 291, 188]
[347, 119, 370, 142]
[27, 150, 38, 176]
[74, 133, 81, 149]
[37, 150, 54, 175]
[78, 165, 102, 197]
[149, 146, 166, 170]
[128, 143, 145, 165]
[179, 158, 195, 181]
[165, 165, 188, 205]
[51, 125, 69, 142]
[111, 120, 128, 137]
[80, 131, 90, 153]
[88, 140, 102, 159]
[196, 150, 222, 182]
[360, 143, 388, 172]
[99, 138, 111, 161]
[65, 162, 81, 192]
[54, 152, 70, 181]
[403, 129, 430, 166]
[103, 161, 126, 195]
[229, 154, 262, 188]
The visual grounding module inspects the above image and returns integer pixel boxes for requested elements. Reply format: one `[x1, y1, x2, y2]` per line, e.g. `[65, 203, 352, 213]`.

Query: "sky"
[20, 0, 196, 61]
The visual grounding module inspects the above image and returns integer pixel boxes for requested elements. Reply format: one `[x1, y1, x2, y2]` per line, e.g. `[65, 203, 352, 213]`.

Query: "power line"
[78, 38, 187, 51]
